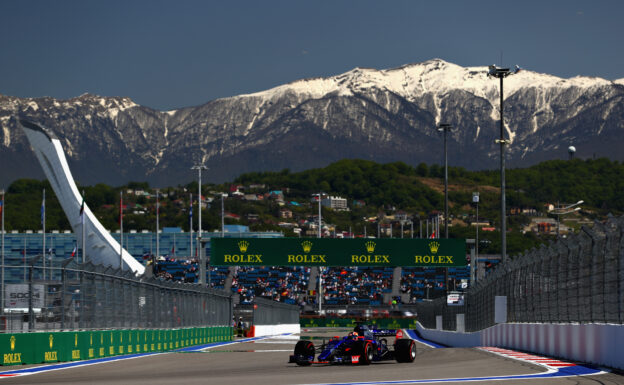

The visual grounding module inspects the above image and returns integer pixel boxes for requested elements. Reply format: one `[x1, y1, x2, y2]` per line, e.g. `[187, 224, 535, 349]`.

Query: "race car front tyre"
[395, 339, 416, 363]
[294, 340, 315, 366]
[358, 341, 373, 365]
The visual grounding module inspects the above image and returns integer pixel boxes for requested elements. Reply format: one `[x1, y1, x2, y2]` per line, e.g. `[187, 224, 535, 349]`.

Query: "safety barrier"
[412, 216, 624, 370]
[0, 262, 233, 332]
[415, 321, 624, 371]
[236, 297, 300, 337]
[416, 216, 624, 331]
[0, 326, 233, 366]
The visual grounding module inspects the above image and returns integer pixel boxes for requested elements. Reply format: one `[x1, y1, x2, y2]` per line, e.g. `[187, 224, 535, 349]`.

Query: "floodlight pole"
[552, 200, 583, 237]
[437, 124, 452, 238]
[318, 192, 322, 314]
[488, 65, 518, 264]
[191, 164, 208, 241]
[191, 164, 208, 284]
[499, 75, 507, 263]
[472, 192, 479, 284]
[435, 117, 453, 296]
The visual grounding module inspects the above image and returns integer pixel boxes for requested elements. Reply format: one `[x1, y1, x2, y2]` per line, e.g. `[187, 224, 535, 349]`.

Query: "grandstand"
[0, 228, 282, 283]
[4, 230, 489, 306]
[320, 267, 393, 306]
[149, 262, 477, 306]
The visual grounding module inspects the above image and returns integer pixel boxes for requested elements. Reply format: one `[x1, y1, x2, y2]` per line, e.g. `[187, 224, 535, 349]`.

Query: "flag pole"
[42, 188, 46, 281]
[189, 193, 193, 260]
[119, 191, 123, 270]
[49, 237, 54, 282]
[81, 190, 86, 264]
[1, 189, 5, 314]
[23, 237, 26, 281]
[156, 189, 159, 260]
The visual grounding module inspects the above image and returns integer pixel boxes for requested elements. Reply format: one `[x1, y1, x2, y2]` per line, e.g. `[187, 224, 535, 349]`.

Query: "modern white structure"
[20, 120, 145, 275]
[321, 196, 348, 210]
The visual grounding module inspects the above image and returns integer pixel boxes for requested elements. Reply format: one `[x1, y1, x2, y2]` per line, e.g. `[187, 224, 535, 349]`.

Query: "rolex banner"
[211, 238, 467, 267]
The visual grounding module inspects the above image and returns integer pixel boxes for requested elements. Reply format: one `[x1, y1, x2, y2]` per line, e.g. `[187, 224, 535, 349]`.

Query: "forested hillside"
[1, 158, 619, 257]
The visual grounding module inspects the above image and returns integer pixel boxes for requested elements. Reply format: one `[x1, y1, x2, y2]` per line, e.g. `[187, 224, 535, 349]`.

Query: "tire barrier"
[0, 326, 233, 366]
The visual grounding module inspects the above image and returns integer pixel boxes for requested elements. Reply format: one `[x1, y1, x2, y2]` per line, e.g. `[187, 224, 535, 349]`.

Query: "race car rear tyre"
[359, 341, 373, 365]
[294, 340, 315, 366]
[395, 339, 416, 363]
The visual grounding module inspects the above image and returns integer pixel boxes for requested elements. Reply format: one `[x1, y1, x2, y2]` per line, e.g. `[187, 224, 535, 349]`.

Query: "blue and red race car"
[289, 324, 416, 365]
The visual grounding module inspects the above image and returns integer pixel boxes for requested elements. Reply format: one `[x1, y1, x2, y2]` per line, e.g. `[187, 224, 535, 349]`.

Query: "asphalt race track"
[0, 329, 622, 385]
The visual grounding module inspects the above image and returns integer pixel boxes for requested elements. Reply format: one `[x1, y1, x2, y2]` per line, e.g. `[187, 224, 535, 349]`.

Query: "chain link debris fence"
[0, 260, 232, 332]
[416, 216, 624, 332]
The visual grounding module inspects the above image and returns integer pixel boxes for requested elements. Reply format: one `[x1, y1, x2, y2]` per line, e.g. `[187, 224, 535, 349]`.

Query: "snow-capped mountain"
[1, 59, 623, 187]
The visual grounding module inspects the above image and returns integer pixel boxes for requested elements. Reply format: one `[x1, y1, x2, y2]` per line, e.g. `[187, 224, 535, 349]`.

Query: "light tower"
[436, 123, 453, 238]
[191, 163, 208, 285]
[552, 200, 583, 237]
[487, 64, 520, 264]
[191, 164, 208, 240]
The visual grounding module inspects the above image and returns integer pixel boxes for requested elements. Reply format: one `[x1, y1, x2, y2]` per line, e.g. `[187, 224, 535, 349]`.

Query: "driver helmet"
[349, 331, 359, 339]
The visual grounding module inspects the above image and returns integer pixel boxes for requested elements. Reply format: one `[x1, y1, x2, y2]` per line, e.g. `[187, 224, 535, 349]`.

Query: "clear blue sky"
[1, 0, 622, 110]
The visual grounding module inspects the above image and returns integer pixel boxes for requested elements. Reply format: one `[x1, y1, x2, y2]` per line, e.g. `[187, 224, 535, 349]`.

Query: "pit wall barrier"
[250, 324, 300, 337]
[0, 326, 233, 366]
[415, 321, 624, 371]
[301, 318, 418, 329]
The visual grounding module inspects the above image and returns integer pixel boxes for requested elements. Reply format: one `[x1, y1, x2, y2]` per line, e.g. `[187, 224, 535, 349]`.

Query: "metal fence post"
[556, 241, 569, 323]
[578, 228, 593, 322]
[603, 218, 620, 323]
[28, 255, 42, 332]
[588, 223, 607, 323]
[28, 264, 34, 331]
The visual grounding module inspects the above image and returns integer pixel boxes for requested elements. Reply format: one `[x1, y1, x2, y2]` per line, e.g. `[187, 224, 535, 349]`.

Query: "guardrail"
[0, 326, 232, 366]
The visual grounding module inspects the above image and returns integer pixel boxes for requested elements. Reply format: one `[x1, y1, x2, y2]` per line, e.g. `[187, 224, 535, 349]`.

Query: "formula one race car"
[289, 324, 416, 365]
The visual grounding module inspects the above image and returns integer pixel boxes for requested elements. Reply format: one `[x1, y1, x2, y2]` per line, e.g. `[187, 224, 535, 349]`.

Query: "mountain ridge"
[1, 59, 623, 187]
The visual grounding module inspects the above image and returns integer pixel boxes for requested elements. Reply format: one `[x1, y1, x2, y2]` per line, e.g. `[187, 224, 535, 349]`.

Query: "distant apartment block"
[321, 196, 348, 210]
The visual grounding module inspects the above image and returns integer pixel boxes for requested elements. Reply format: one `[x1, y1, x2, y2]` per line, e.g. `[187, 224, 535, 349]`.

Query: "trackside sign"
[211, 238, 467, 267]
[5, 284, 44, 311]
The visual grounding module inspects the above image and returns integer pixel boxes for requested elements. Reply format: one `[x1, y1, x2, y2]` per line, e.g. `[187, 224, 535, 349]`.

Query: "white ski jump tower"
[20, 119, 145, 275]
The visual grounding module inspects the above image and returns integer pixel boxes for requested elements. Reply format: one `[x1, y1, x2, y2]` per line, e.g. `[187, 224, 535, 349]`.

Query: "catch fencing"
[417, 216, 624, 332]
[0, 260, 232, 332]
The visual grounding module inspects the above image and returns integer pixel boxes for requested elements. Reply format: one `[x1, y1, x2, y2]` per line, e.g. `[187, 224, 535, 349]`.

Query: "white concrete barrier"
[416, 322, 481, 347]
[251, 323, 300, 337]
[416, 321, 624, 370]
